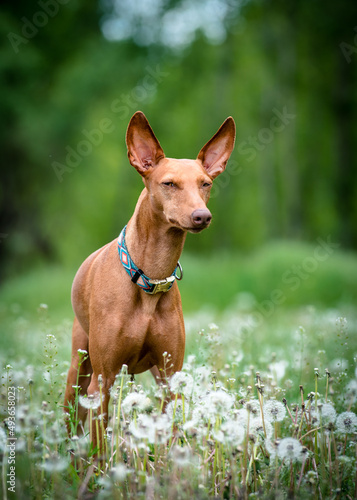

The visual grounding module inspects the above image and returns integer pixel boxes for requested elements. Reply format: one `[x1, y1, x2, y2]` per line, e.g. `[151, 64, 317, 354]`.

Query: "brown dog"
[64, 111, 235, 454]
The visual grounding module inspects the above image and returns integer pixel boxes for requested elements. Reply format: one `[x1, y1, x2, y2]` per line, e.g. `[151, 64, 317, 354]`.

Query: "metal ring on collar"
[175, 261, 183, 281]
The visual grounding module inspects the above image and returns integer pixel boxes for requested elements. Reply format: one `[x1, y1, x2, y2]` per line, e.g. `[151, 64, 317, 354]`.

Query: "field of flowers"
[1, 302, 357, 499]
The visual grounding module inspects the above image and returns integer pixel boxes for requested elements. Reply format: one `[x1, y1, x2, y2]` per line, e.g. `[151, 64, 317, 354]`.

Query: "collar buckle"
[147, 276, 176, 294]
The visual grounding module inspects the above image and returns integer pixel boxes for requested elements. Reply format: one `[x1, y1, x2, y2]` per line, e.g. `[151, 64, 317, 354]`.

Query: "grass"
[0, 241, 357, 498]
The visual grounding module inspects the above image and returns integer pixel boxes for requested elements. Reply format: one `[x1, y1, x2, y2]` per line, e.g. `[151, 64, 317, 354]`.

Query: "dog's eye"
[162, 181, 175, 188]
[202, 182, 212, 188]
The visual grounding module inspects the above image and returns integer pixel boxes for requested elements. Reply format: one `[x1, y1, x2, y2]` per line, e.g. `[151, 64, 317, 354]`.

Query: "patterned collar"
[117, 225, 183, 294]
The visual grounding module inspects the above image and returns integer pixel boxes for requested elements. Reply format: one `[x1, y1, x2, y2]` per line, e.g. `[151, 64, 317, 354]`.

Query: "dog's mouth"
[168, 217, 209, 234]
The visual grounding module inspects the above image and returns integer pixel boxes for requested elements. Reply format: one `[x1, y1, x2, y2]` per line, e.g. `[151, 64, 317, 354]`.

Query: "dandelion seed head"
[0, 428, 7, 451]
[244, 399, 260, 416]
[310, 401, 336, 426]
[79, 393, 101, 410]
[122, 392, 152, 413]
[344, 379, 357, 404]
[204, 390, 234, 418]
[336, 411, 357, 434]
[250, 417, 273, 441]
[234, 408, 249, 427]
[110, 463, 132, 481]
[39, 454, 69, 472]
[170, 445, 192, 467]
[169, 372, 194, 398]
[165, 399, 190, 423]
[269, 360, 288, 381]
[215, 418, 245, 447]
[193, 366, 211, 385]
[277, 437, 303, 462]
[129, 413, 171, 444]
[263, 399, 286, 423]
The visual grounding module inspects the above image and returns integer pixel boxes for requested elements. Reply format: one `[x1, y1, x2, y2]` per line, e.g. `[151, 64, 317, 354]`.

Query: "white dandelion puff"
[165, 399, 190, 423]
[39, 454, 69, 472]
[204, 390, 234, 418]
[263, 399, 286, 423]
[110, 464, 133, 481]
[122, 392, 152, 413]
[169, 372, 194, 399]
[269, 360, 288, 381]
[277, 437, 303, 462]
[194, 366, 212, 385]
[336, 411, 357, 434]
[78, 393, 101, 410]
[344, 379, 357, 404]
[0, 428, 7, 452]
[235, 408, 249, 427]
[310, 401, 336, 426]
[249, 417, 273, 441]
[129, 413, 171, 444]
[214, 418, 245, 447]
[169, 445, 193, 467]
[244, 399, 261, 417]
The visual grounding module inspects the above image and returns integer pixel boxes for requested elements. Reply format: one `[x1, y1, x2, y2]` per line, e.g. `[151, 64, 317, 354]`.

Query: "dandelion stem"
[115, 373, 125, 465]
[325, 369, 330, 402]
[168, 393, 178, 449]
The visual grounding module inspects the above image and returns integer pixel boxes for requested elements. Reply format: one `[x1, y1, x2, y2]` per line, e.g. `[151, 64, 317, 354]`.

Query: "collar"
[117, 225, 183, 294]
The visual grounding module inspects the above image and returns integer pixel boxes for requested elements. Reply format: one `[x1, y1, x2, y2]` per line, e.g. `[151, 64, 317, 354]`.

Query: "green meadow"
[1, 242, 357, 498]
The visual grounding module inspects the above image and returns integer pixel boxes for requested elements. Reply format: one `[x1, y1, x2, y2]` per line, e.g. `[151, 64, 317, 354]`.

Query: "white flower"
[249, 417, 273, 441]
[129, 413, 171, 444]
[263, 399, 286, 423]
[310, 402, 336, 426]
[194, 366, 212, 385]
[344, 379, 357, 404]
[165, 399, 190, 423]
[336, 411, 357, 434]
[79, 393, 101, 410]
[39, 454, 69, 472]
[203, 390, 234, 418]
[0, 428, 7, 452]
[277, 438, 303, 462]
[110, 464, 132, 481]
[122, 392, 152, 413]
[214, 418, 245, 447]
[169, 372, 194, 399]
[235, 408, 249, 427]
[269, 360, 288, 381]
[169, 445, 193, 467]
[244, 399, 261, 417]
[265, 439, 278, 459]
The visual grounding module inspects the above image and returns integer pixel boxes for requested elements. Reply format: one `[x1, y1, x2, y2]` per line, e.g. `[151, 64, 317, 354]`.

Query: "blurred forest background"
[0, 0, 357, 295]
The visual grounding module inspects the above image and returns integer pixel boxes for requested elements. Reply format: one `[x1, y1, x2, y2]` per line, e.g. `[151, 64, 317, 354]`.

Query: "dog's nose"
[191, 209, 212, 228]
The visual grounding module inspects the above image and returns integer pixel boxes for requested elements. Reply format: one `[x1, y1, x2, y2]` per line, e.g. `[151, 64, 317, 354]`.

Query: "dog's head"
[126, 111, 235, 233]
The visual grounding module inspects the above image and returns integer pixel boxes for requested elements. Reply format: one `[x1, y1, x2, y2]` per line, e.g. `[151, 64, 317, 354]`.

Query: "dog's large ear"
[197, 117, 236, 179]
[126, 111, 165, 176]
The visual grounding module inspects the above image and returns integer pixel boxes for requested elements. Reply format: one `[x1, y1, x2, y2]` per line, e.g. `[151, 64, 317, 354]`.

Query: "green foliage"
[1, 302, 357, 498]
[0, 0, 357, 277]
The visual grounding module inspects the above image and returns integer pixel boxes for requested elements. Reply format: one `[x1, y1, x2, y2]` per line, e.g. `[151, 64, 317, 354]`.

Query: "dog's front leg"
[86, 372, 114, 467]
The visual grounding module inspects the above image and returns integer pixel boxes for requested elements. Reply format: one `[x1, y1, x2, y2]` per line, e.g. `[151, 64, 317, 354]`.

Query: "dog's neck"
[125, 188, 186, 280]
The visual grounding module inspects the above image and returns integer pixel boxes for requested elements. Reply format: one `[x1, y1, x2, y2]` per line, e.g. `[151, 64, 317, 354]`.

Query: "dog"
[64, 111, 236, 456]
